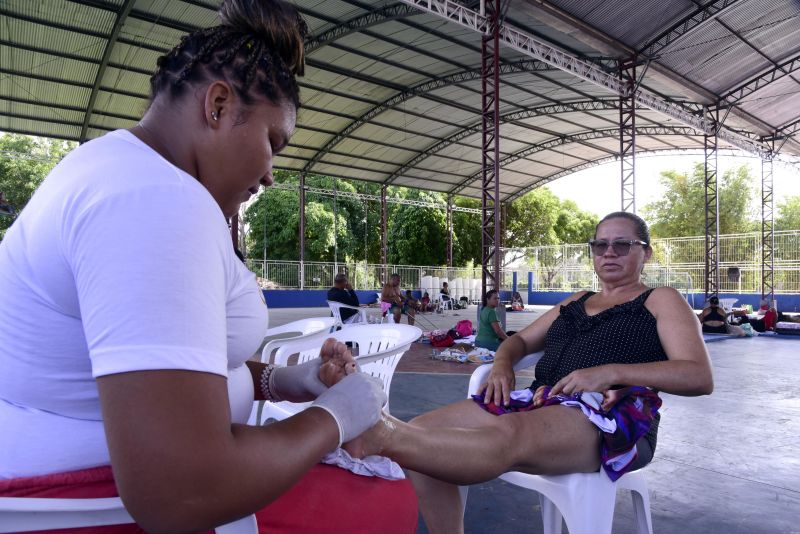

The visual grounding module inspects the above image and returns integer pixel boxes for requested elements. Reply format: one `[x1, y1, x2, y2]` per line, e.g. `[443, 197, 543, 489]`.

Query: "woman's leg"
[363, 399, 601, 534]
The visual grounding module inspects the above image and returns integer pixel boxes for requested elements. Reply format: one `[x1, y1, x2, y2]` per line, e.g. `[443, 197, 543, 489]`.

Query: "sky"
[546, 153, 800, 220]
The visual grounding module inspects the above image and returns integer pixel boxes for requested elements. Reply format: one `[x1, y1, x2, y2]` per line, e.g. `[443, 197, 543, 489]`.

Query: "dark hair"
[483, 289, 499, 307]
[595, 211, 650, 246]
[149, 0, 307, 109]
[390, 273, 400, 279]
[334, 273, 347, 284]
[233, 247, 245, 263]
[709, 296, 719, 305]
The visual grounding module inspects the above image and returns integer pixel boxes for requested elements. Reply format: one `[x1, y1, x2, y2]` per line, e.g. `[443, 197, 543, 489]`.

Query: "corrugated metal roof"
[1, 0, 798, 201]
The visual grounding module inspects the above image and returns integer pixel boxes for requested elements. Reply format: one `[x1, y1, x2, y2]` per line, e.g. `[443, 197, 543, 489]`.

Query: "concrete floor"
[269, 306, 800, 534]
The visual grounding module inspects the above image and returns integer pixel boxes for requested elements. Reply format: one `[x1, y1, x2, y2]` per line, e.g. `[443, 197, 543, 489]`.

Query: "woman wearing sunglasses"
[352, 211, 713, 533]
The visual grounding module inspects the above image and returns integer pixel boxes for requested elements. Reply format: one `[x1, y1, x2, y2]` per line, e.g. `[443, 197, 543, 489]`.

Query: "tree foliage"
[642, 163, 758, 238]
[452, 197, 481, 266]
[0, 134, 75, 239]
[387, 189, 447, 265]
[776, 195, 800, 231]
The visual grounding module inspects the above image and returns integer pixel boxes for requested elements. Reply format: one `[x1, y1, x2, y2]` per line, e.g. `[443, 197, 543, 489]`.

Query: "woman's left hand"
[548, 365, 618, 398]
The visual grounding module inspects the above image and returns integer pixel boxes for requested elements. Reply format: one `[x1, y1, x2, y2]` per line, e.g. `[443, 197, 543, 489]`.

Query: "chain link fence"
[502, 229, 800, 294]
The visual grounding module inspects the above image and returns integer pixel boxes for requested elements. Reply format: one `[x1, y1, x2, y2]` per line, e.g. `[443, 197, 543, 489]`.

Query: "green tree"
[643, 163, 758, 239]
[776, 195, 800, 230]
[0, 134, 75, 239]
[387, 189, 447, 265]
[505, 188, 562, 248]
[244, 172, 380, 264]
[554, 200, 599, 244]
[452, 196, 481, 266]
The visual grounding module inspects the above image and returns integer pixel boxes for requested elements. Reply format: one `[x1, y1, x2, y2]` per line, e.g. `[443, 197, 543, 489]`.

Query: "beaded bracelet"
[260, 364, 279, 401]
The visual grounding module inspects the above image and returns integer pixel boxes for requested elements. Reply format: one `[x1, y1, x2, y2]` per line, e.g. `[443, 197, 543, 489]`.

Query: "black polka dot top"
[530, 289, 669, 451]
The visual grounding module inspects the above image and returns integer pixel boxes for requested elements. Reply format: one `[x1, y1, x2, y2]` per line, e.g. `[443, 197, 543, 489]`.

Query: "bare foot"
[345, 412, 400, 459]
[318, 338, 358, 386]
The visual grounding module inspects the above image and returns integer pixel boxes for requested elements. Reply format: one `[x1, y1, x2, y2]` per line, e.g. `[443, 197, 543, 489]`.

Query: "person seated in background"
[405, 290, 421, 313]
[509, 291, 524, 311]
[381, 273, 415, 325]
[327, 273, 362, 324]
[699, 296, 746, 336]
[736, 298, 778, 332]
[440, 282, 452, 305]
[420, 291, 433, 313]
[474, 289, 510, 351]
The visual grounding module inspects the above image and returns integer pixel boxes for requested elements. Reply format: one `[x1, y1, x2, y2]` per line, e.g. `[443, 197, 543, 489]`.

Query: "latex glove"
[269, 358, 326, 403]
[311, 373, 386, 447]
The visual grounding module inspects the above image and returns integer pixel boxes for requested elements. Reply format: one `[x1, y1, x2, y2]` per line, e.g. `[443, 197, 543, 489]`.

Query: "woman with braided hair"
[0, 1, 417, 531]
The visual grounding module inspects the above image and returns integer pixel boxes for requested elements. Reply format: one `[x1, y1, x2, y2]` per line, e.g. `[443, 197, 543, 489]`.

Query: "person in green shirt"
[475, 289, 508, 351]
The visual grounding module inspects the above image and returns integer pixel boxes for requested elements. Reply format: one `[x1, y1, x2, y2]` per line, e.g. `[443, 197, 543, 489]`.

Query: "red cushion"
[0, 464, 418, 534]
[257, 464, 418, 534]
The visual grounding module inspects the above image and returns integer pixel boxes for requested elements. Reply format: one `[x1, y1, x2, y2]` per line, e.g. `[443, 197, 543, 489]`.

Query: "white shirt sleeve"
[67, 181, 231, 378]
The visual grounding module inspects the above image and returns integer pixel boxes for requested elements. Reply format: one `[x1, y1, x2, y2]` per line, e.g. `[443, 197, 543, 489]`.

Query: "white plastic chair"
[462, 352, 653, 534]
[260, 317, 336, 364]
[438, 293, 454, 311]
[0, 496, 257, 533]
[327, 300, 371, 327]
[718, 298, 738, 323]
[260, 324, 421, 421]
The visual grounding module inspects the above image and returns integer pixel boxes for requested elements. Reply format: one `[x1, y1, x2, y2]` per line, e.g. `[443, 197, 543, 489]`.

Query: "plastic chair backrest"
[0, 496, 257, 533]
[261, 317, 335, 364]
[327, 300, 369, 328]
[263, 324, 421, 417]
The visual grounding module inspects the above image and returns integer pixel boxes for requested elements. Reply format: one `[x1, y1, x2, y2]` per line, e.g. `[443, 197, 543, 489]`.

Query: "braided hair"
[149, 0, 307, 109]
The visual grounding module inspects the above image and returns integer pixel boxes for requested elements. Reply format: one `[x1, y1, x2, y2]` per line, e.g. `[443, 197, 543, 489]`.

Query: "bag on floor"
[430, 330, 455, 348]
[454, 320, 473, 338]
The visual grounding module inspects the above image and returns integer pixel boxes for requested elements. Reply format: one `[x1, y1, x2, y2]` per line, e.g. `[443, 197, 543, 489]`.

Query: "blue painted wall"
[264, 289, 381, 308]
[263, 289, 427, 308]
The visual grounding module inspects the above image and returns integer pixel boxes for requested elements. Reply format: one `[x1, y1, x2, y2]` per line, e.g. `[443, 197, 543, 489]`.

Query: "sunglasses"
[588, 239, 648, 257]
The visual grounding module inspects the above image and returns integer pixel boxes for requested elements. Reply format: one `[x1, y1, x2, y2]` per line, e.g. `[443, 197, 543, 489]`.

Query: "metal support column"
[446, 195, 453, 267]
[299, 173, 306, 290]
[619, 58, 636, 213]
[333, 178, 338, 274]
[481, 0, 502, 297]
[704, 108, 720, 299]
[761, 153, 775, 301]
[380, 184, 388, 283]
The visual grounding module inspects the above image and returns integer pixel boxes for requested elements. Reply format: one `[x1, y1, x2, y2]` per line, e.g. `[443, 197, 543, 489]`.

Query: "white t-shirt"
[0, 130, 268, 479]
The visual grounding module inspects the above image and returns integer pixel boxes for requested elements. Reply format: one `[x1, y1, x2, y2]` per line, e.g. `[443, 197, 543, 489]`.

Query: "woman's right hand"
[479, 362, 515, 406]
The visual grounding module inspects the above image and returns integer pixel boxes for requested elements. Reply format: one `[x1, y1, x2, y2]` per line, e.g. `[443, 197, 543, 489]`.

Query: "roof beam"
[0, 67, 145, 100]
[637, 0, 744, 59]
[383, 99, 622, 185]
[80, 0, 135, 143]
[298, 58, 552, 176]
[0, 39, 152, 77]
[399, 0, 770, 157]
[305, 3, 418, 54]
[720, 53, 800, 106]
[269, 181, 482, 213]
[0, 95, 139, 122]
[448, 125, 701, 196]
